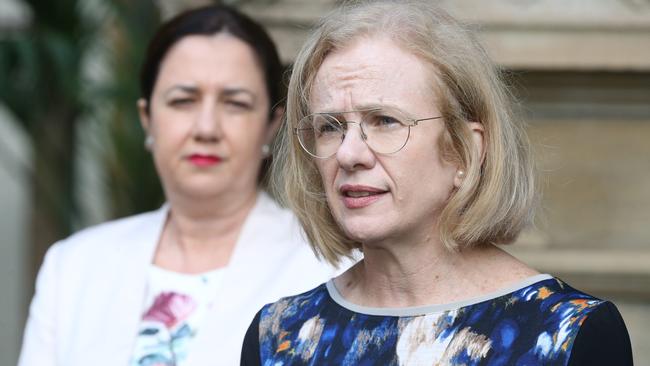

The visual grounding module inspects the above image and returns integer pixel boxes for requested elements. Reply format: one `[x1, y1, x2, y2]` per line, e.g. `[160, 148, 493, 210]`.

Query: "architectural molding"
[506, 248, 650, 301]
[241, 0, 650, 70]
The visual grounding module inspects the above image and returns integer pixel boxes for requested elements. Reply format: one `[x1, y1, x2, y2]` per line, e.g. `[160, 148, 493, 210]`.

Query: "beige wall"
[2, 0, 647, 363]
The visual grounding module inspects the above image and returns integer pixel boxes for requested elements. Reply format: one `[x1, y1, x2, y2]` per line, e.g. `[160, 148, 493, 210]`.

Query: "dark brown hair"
[139, 4, 283, 119]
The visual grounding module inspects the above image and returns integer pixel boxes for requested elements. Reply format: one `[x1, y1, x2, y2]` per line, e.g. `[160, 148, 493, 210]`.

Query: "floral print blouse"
[131, 266, 224, 366]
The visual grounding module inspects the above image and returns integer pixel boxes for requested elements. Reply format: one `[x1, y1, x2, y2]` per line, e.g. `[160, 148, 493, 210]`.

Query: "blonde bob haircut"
[271, 0, 537, 266]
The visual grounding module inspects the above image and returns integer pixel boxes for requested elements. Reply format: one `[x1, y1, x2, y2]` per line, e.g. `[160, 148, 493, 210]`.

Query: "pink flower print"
[143, 292, 197, 329]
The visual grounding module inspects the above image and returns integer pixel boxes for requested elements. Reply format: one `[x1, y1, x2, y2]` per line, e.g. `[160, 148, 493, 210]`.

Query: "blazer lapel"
[102, 204, 168, 365]
[185, 193, 280, 366]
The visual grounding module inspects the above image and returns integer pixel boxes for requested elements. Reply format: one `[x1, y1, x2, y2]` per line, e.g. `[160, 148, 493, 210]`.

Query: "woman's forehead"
[310, 37, 437, 113]
[156, 34, 265, 91]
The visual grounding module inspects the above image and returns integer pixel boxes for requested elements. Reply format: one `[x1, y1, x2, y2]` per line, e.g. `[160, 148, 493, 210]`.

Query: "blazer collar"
[106, 204, 169, 365]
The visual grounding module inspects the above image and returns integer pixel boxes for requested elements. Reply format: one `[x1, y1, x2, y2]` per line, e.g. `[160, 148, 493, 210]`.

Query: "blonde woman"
[240, 1, 632, 365]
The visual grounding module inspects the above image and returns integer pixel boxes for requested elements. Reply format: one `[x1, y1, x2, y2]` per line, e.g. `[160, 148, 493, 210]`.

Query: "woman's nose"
[335, 123, 375, 171]
[193, 102, 222, 142]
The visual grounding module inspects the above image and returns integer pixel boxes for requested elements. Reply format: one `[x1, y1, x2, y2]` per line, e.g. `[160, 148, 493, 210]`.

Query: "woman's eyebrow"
[354, 103, 400, 112]
[221, 88, 257, 101]
[314, 105, 383, 115]
[163, 85, 258, 102]
[164, 84, 199, 97]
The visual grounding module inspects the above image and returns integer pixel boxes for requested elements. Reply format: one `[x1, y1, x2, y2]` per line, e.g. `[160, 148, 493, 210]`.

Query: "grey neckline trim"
[325, 273, 554, 317]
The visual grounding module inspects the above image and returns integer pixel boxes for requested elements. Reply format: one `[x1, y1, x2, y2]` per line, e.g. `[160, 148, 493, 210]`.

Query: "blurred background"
[0, 0, 648, 364]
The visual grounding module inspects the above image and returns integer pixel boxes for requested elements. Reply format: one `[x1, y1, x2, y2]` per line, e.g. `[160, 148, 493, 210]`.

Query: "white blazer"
[18, 192, 345, 366]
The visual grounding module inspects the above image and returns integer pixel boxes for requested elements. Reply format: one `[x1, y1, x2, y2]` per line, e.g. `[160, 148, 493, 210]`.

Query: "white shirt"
[19, 192, 351, 366]
[130, 266, 225, 366]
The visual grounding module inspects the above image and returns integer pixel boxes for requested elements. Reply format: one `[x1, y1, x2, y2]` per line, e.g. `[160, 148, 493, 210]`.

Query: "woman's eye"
[367, 114, 401, 128]
[380, 116, 399, 125]
[225, 100, 253, 110]
[169, 98, 194, 107]
[314, 120, 341, 137]
[318, 123, 337, 133]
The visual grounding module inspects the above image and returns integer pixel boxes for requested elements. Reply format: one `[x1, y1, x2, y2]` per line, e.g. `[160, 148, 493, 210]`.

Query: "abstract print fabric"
[242, 275, 632, 366]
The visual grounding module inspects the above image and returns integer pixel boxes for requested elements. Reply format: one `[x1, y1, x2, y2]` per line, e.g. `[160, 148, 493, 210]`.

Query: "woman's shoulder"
[481, 276, 629, 364]
[508, 276, 606, 317]
[261, 282, 330, 319]
[519, 275, 598, 296]
[48, 206, 167, 258]
[566, 300, 633, 365]
[257, 283, 332, 329]
[493, 277, 608, 334]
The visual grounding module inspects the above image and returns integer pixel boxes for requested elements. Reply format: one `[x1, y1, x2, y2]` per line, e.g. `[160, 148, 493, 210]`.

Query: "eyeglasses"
[294, 107, 442, 158]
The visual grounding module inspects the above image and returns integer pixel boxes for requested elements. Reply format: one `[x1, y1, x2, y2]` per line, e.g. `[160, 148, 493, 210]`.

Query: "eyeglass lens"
[297, 109, 411, 158]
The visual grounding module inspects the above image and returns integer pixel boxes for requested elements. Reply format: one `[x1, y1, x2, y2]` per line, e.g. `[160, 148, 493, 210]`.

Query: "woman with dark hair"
[18, 5, 342, 366]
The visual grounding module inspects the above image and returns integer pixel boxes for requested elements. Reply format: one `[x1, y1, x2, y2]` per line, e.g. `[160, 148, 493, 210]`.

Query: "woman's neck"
[336, 238, 537, 308]
[154, 189, 259, 274]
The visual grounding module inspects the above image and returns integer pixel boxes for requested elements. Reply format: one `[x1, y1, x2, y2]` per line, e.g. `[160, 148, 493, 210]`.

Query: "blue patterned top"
[241, 275, 632, 365]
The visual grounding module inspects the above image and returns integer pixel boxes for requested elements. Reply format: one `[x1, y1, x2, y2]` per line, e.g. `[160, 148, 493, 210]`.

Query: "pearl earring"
[144, 135, 154, 149]
[457, 170, 465, 178]
[261, 144, 271, 158]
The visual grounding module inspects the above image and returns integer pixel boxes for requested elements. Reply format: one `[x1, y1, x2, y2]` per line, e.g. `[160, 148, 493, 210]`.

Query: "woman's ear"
[468, 121, 485, 165]
[137, 98, 150, 134]
[454, 121, 485, 188]
[264, 106, 284, 146]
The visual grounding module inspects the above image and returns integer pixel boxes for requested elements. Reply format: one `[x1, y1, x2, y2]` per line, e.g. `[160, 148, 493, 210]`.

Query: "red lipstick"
[188, 154, 221, 167]
[339, 184, 387, 209]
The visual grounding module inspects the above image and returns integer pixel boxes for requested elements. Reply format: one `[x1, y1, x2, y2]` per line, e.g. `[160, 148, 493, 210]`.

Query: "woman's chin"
[342, 224, 388, 245]
[170, 179, 247, 201]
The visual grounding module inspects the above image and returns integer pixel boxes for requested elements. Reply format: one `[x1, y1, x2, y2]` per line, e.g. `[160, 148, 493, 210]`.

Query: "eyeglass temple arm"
[412, 116, 443, 126]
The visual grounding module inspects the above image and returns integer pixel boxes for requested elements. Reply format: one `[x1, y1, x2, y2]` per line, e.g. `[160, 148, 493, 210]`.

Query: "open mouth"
[344, 190, 382, 198]
[340, 184, 388, 208]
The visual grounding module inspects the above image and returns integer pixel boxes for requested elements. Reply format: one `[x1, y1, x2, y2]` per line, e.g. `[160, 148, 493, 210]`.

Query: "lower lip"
[188, 156, 221, 167]
[342, 193, 385, 209]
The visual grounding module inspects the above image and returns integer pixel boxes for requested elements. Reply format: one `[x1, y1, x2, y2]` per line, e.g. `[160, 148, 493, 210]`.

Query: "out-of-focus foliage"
[0, 0, 165, 274]
[0, 0, 90, 273]
[100, 0, 164, 218]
